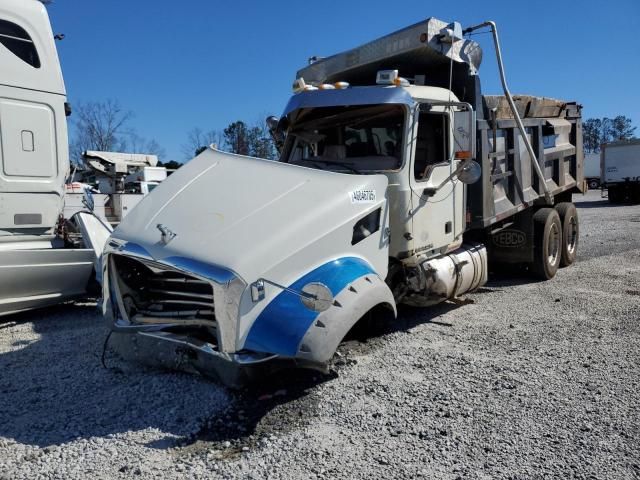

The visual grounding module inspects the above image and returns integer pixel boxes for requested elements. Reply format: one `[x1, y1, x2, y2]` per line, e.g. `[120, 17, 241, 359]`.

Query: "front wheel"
[531, 208, 562, 280]
[588, 179, 600, 190]
[555, 202, 579, 267]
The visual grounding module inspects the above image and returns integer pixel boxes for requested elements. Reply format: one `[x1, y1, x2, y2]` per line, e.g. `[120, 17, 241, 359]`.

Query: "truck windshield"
[282, 104, 405, 173]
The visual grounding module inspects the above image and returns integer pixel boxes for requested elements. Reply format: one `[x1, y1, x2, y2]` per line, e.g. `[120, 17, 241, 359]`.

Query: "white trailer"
[0, 0, 110, 316]
[584, 153, 600, 189]
[102, 18, 584, 386]
[601, 140, 640, 203]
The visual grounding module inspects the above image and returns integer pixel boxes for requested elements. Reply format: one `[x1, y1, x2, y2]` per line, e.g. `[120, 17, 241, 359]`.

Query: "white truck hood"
[110, 149, 389, 284]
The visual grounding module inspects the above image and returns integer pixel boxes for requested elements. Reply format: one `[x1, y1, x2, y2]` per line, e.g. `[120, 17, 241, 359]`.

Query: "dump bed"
[297, 17, 484, 111]
[468, 95, 584, 228]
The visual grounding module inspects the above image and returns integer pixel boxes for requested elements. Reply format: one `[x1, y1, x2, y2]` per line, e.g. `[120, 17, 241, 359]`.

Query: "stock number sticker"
[350, 189, 376, 204]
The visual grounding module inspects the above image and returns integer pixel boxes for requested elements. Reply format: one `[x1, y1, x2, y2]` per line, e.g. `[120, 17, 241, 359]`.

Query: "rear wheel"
[531, 208, 562, 280]
[608, 187, 621, 203]
[555, 202, 579, 267]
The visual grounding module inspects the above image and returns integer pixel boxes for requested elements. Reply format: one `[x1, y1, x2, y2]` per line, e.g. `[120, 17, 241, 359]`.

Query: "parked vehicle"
[102, 18, 585, 385]
[66, 154, 168, 224]
[124, 166, 167, 195]
[585, 153, 600, 189]
[0, 0, 111, 316]
[601, 140, 640, 203]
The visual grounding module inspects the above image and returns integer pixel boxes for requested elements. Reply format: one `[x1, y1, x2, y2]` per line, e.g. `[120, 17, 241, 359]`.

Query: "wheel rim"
[566, 216, 578, 254]
[548, 222, 560, 265]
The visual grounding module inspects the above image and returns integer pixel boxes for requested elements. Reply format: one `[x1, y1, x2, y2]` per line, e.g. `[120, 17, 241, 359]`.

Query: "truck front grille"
[112, 255, 218, 343]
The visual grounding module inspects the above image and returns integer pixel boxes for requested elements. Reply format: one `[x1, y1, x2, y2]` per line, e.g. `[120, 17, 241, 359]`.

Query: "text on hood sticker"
[350, 188, 376, 204]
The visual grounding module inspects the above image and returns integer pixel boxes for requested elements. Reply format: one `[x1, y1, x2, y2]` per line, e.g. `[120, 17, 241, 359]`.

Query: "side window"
[0, 19, 40, 68]
[414, 112, 449, 180]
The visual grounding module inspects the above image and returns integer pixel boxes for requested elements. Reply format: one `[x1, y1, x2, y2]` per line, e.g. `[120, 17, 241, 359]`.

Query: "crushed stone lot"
[0, 190, 639, 479]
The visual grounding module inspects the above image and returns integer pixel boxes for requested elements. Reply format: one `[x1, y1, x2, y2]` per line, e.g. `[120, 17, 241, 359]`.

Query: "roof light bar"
[376, 70, 410, 87]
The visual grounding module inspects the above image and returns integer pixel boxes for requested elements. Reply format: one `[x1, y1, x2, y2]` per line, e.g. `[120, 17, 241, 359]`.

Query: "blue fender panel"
[243, 257, 375, 356]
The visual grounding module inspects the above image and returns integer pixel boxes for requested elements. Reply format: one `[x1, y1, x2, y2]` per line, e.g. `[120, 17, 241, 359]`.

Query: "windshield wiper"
[311, 159, 361, 174]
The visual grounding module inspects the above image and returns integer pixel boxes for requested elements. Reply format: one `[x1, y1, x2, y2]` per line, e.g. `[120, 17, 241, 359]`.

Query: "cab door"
[408, 103, 468, 256]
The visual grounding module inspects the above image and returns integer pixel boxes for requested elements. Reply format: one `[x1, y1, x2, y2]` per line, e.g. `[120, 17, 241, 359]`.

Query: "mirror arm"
[422, 158, 473, 197]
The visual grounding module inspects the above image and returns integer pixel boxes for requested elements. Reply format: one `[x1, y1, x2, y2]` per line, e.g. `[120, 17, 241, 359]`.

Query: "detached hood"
[111, 149, 389, 283]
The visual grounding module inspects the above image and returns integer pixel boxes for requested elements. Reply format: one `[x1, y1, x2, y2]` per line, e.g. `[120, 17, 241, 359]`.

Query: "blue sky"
[47, 0, 639, 162]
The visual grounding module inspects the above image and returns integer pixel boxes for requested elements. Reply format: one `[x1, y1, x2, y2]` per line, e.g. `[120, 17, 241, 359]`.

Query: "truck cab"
[278, 84, 473, 269]
[0, 0, 112, 316]
[0, 0, 69, 235]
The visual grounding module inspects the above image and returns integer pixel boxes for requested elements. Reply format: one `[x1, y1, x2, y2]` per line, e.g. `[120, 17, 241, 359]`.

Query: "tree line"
[181, 121, 277, 161]
[69, 99, 277, 170]
[583, 115, 636, 153]
[70, 100, 636, 165]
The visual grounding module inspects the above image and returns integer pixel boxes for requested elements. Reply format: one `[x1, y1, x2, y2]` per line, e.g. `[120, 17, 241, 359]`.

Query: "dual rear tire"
[531, 203, 579, 280]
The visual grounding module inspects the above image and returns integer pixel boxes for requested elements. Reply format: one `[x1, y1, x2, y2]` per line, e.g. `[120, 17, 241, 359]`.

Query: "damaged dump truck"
[102, 18, 584, 386]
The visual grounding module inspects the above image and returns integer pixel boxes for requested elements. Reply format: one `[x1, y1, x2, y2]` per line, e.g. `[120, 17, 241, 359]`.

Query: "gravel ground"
[1, 190, 639, 479]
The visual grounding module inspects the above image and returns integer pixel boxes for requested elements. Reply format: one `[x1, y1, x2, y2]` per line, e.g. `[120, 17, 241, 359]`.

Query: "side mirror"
[422, 159, 481, 197]
[266, 116, 279, 132]
[458, 160, 481, 184]
[266, 115, 285, 153]
[82, 187, 95, 212]
[453, 109, 476, 160]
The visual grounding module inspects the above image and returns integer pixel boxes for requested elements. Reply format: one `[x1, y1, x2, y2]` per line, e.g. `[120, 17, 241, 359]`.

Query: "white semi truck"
[0, 0, 110, 316]
[601, 140, 640, 203]
[102, 18, 585, 385]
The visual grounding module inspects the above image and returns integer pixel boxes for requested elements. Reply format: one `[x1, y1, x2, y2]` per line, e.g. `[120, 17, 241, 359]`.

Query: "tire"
[531, 208, 562, 280]
[554, 202, 579, 267]
[588, 179, 600, 190]
[608, 187, 621, 204]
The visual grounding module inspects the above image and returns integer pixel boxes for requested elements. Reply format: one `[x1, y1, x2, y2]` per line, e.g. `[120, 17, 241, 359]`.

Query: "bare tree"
[69, 99, 132, 164]
[127, 131, 166, 159]
[181, 127, 223, 160]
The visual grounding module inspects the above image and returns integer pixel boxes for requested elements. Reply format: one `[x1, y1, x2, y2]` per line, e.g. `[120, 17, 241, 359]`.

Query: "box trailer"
[601, 140, 640, 203]
[102, 18, 584, 385]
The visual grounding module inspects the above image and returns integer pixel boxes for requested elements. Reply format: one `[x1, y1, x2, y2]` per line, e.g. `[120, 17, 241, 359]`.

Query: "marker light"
[304, 85, 319, 91]
[319, 83, 336, 90]
[455, 150, 472, 160]
[393, 77, 410, 87]
[334, 81, 350, 89]
[292, 77, 306, 93]
[376, 69, 398, 85]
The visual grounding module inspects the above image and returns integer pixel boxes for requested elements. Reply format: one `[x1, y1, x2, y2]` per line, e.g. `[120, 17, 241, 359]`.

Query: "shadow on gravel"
[166, 301, 471, 458]
[573, 199, 607, 209]
[0, 303, 230, 448]
[0, 274, 532, 453]
[167, 368, 337, 458]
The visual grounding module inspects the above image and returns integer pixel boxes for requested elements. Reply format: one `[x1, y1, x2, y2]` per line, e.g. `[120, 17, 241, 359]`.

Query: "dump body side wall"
[467, 103, 584, 229]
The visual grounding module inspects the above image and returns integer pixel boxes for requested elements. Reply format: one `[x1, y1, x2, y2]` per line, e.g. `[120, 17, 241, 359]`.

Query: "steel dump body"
[298, 17, 484, 113]
[469, 97, 584, 228]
